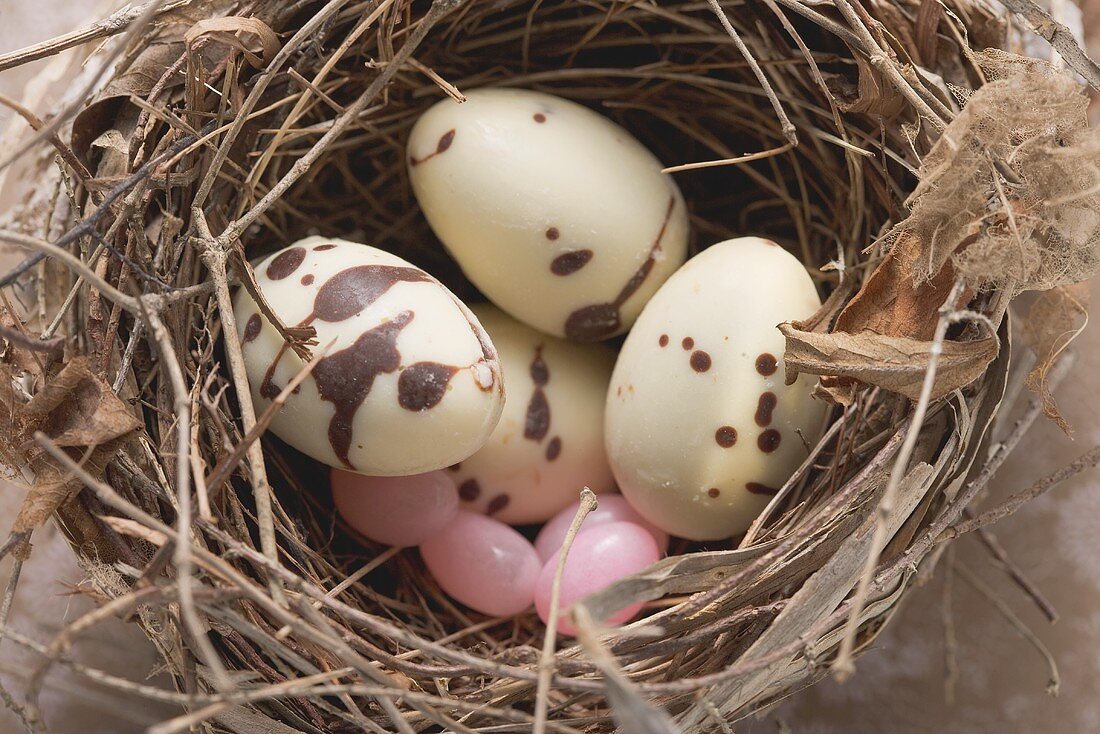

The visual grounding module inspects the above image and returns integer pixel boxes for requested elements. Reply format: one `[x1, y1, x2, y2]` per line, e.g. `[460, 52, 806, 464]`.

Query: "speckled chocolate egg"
[605, 238, 827, 541]
[446, 305, 616, 524]
[407, 88, 689, 341]
[233, 237, 504, 476]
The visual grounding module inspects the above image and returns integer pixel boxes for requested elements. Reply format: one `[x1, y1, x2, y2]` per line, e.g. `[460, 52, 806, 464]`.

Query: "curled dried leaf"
[184, 17, 281, 68]
[1022, 283, 1089, 433]
[779, 323, 999, 403]
[837, 232, 971, 341]
[19, 357, 142, 447]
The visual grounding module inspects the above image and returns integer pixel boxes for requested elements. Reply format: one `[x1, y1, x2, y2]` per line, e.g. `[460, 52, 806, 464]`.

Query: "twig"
[705, 0, 797, 145]
[533, 488, 598, 734]
[833, 281, 964, 680]
[662, 141, 794, 174]
[972, 523, 1059, 623]
[0, 0, 194, 73]
[999, 0, 1100, 90]
[955, 563, 1060, 695]
[195, 212, 286, 605]
[0, 125, 206, 291]
[941, 443, 1100, 542]
[0, 0, 169, 175]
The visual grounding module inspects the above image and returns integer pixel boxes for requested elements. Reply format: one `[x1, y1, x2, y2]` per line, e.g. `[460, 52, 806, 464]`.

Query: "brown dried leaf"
[11, 472, 71, 535]
[20, 358, 141, 447]
[185, 17, 280, 68]
[837, 53, 908, 118]
[837, 232, 971, 341]
[779, 324, 999, 403]
[71, 41, 186, 165]
[1022, 283, 1089, 433]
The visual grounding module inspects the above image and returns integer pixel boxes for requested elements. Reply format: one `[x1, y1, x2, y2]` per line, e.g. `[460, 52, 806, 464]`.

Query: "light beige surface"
[0, 4, 1098, 734]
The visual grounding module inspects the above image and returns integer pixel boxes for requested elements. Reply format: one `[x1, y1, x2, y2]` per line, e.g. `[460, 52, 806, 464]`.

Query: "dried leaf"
[20, 357, 142, 447]
[71, 41, 186, 165]
[836, 232, 970, 341]
[1022, 283, 1089, 433]
[185, 17, 280, 68]
[836, 53, 908, 118]
[12, 473, 71, 535]
[779, 324, 999, 403]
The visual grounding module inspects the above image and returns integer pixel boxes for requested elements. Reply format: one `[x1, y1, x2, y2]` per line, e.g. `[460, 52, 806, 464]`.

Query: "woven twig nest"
[1, 0, 1098, 731]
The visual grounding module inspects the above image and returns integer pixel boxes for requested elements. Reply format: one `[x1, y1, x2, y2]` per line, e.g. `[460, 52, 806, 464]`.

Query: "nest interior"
[1, 0, 1098, 731]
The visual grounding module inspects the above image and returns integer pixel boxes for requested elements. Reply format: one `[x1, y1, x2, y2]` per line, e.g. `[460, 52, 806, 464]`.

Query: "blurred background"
[0, 2, 1098, 732]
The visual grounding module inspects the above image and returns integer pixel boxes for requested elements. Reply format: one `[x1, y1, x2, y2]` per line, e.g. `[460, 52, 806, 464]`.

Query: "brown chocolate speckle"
[314, 244, 337, 251]
[243, 314, 261, 343]
[300, 274, 315, 286]
[756, 353, 778, 376]
[525, 346, 551, 441]
[545, 436, 562, 461]
[546, 227, 560, 240]
[707, 487, 721, 498]
[563, 195, 676, 340]
[715, 426, 737, 448]
[754, 392, 777, 427]
[746, 482, 779, 495]
[458, 478, 480, 501]
[409, 129, 455, 166]
[758, 429, 781, 453]
[534, 112, 547, 123]
[524, 389, 550, 441]
[486, 494, 510, 515]
[690, 350, 712, 373]
[398, 362, 459, 411]
[681, 337, 694, 350]
[550, 249, 593, 276]
[658, 334, 669, 347]
[266, 247, 306, 280]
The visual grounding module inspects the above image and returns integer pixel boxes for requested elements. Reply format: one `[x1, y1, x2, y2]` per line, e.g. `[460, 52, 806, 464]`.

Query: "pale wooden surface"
[0, 4, 1098, 733]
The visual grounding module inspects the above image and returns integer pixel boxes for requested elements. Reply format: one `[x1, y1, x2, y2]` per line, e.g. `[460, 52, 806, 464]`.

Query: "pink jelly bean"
[420, 511, 541, 617]
[331, 469, 459, 548]
[535, 495, 669, 562]
[535, 521, 660, 636]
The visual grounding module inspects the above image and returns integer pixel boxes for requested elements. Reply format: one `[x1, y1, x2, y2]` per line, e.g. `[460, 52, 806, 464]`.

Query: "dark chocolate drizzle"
[486, 494, 510, 515]
[545, 436, 562, 461]
[243, 314, 261, 343]
[266, 247, 306, 280]
[524, 345, 551, 442]
[755, 353, 778, 376]
[754, 392, 777, 426]
[715, 426, 737, 448]
[690, 350, 712, 373]
[550, 249, 594, 276]
[458, 478, 480, 501]
[564, 195, 677, 341]
[398, 362, 459, 411]
[409, 129, 455, 166]
[312, 265, 430, 322]
[311, 311, 414, 467]
[757, 429, 781, 453]
[746, 482, 779, 495]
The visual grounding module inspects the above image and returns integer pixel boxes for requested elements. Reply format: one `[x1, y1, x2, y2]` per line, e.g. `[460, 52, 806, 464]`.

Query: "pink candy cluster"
[331, 470, 668, 634]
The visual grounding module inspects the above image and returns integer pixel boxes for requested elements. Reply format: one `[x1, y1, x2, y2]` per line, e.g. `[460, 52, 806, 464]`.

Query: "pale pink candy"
[420, 511, 540, 617]
[535, 521, 660, 636]
[535, 494, 669, 562]
[331, 469, 459, 548]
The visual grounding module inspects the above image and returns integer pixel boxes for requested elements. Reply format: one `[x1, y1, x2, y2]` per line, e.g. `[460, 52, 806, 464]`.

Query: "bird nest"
[0, 0, 1098, 731]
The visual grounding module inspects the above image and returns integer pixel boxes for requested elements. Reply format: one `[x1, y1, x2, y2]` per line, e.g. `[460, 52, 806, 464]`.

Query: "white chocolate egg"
[605, 237, 827, 541]
[447, 305, 616, 524]
[233, 237, 504, 476]
[407, 88, 689, 341]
